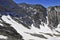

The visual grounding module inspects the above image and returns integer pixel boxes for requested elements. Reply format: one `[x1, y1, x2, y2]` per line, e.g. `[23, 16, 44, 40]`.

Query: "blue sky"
[13, 0, 60, 8]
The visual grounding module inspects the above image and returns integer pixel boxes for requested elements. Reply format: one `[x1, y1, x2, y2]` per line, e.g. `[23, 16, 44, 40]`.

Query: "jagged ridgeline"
[0, 0, 47, 29]
[0, 0, 60, 40]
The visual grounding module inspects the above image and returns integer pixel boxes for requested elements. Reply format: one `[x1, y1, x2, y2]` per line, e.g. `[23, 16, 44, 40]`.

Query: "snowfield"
[0, 15, 60, 40]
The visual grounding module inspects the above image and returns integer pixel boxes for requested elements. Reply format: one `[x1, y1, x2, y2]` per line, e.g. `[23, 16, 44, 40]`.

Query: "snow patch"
[0, 35, 8, 39]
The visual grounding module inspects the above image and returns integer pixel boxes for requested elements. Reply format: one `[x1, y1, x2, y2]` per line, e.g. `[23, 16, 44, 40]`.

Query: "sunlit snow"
[1, 15, 60, 40]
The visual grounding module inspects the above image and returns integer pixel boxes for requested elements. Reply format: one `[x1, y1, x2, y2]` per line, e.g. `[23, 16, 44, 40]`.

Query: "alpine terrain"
[0, 0, 60, 40]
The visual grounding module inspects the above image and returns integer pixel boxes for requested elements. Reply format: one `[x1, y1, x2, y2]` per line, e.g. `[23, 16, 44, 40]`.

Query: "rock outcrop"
[19, 3, 47, 28]
[47, 6, 60, 29]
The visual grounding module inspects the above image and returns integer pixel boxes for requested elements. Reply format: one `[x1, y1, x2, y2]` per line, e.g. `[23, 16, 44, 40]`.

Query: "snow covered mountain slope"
[0, 14, 60, 40]
[0, 0, 60, 40]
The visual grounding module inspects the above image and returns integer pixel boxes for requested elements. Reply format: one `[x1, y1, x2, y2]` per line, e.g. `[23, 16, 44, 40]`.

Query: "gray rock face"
[0, 0, 47, 29]
[47, 6, 60, 29]
[0, 0, 24, 40]
[19, 3, 47, 28]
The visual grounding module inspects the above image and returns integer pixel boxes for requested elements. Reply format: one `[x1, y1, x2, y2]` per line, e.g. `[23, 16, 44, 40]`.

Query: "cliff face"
[19, 3, 47, 28]
[0, 0, 47, 29]
[47, 6, 60, 29]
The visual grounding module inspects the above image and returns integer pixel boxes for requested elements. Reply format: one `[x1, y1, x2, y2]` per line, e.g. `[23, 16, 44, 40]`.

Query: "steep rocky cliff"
[47, 6, 60, 29]
[0, 0, 47, 29]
